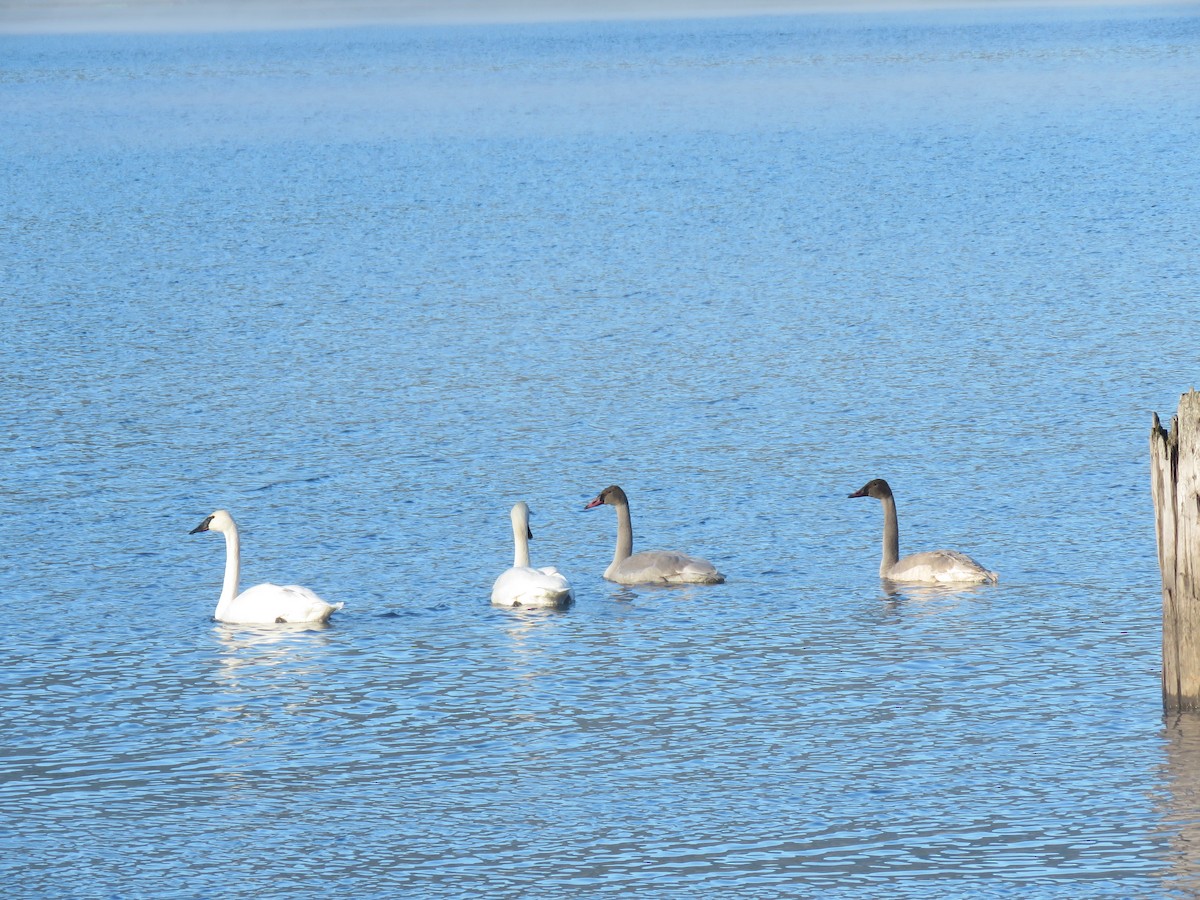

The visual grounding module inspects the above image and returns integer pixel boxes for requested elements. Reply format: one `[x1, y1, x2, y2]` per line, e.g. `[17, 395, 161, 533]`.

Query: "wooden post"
[1152, 391, 1200, 712]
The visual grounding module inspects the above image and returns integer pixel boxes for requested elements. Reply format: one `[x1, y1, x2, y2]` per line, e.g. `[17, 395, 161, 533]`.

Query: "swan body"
[584, 484, 725, 585]
[848, 479, 998, 584]
[491, 502, 573, 608]
[189, 510, 344, 624]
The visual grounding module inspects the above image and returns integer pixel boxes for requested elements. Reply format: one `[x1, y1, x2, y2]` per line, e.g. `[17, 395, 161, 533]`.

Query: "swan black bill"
[190, 515, 214, 534]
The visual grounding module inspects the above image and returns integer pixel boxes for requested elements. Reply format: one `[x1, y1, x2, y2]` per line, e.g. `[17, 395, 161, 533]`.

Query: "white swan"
[490, 502, 574, 608]
[189, 509, 344, 624]
[848, 479, 998, 584]
[584, 484, 725, 585]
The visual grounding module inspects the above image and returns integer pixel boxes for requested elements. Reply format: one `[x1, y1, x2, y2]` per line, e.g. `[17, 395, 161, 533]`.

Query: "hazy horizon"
[0, 0, 1182, 35]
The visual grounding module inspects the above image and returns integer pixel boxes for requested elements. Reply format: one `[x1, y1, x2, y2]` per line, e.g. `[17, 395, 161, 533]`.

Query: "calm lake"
[3, 4, 1200, 896]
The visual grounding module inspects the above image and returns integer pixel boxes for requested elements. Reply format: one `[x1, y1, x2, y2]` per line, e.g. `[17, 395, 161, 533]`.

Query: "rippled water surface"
[4, 6, 1200, 897]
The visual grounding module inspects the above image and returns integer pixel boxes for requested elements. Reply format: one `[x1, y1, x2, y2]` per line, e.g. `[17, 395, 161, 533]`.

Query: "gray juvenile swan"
[584, 484, 725, 585]
[848, 478, 998, 584]
[490, 501, 574, 608]
[189, 509, 344, 624]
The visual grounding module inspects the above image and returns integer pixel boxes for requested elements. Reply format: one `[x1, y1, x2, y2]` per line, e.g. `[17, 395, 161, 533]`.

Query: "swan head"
[848, 478, 893, 501]
[190, 509, 235, 535]
[510, 501, 533, 540]
[584, 484, 628, 510]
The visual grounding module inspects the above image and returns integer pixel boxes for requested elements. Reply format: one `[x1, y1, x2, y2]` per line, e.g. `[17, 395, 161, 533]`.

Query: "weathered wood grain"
[1152, 392, 1200, 711]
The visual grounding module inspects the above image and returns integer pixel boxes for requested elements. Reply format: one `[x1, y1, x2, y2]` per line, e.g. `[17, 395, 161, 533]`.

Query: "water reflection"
[203, 622, 346, 799]
[880, 582, 995, 603]
[488, 604, 576, 756]
[208, 623, 339, 741]
[604, 584, 711, 604]
[493, 604, 571, 645]
[862, 583, 991, 629]
[1159, 713, 1200, 896]
[211, 621, 335, 686]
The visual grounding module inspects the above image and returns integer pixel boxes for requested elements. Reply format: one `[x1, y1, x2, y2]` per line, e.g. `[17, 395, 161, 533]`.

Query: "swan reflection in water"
[206, 623, 340, 794]
[210, 621, 335, 690]
[493, 600, 576, 675]
[606, 583, 707, 604]
[494, 602, 572, 645]
[881, 582, 996, 604]
[873, 581, 995, 624]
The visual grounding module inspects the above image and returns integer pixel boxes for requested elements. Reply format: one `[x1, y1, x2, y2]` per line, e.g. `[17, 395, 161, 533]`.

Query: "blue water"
[3, 5, 1200, 897]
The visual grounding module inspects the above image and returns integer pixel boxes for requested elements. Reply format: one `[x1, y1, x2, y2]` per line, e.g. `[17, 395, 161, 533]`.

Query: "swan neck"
[217, 525, 241, 616]
[612, 498, 634, 568]
[881, 494, 900, 576]
[512, 519, 531, 568]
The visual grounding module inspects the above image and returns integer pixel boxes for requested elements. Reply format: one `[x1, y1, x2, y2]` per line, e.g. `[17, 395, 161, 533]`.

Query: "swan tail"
[679, 560, 725, 584]
[315, 601, 344, 622]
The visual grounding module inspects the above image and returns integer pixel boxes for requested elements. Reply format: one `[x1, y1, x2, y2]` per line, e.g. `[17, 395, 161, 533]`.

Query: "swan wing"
[611, 550, 725, 585]
[887, 551, 998, 584]
[223, 582, 343, 624]
[491, 566, 574, 608]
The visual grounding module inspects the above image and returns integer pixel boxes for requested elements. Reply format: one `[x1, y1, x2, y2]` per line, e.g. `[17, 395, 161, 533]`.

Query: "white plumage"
[189, 509, 344, 624]
[491, 502, 574, 608]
